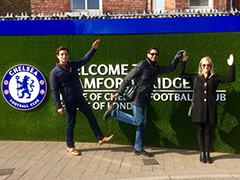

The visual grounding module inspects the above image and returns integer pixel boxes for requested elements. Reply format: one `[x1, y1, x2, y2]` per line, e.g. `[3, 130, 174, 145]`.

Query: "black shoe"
[205, 152, 212, 164]
[132, 148, 152, 157]
[200, 152, 206, 163]
[103, 104, 117, 121]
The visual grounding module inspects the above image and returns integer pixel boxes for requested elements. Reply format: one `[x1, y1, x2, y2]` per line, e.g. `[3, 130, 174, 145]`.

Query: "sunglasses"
[202, 64, 211, 67]
[150, 53, 159, 56]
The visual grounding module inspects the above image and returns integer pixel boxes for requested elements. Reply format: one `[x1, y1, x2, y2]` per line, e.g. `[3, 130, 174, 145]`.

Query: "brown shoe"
[67, 147, 80, 156]
[98, 134, 114, 145]
[103, 104, 117, 122]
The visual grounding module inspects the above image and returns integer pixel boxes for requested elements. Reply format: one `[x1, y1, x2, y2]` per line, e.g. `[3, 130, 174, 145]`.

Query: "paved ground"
[1, 141, 240, 180]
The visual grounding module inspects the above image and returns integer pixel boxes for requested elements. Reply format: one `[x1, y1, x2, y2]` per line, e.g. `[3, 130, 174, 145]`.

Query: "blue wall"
[1, 16, 240, 35]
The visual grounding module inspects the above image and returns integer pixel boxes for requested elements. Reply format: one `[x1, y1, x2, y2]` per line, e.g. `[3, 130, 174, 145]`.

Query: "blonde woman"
[179, 52, 235, 163]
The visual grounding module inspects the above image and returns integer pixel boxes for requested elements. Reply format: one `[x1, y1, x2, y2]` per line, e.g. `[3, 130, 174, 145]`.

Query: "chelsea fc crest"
[1, 64, 47, 111]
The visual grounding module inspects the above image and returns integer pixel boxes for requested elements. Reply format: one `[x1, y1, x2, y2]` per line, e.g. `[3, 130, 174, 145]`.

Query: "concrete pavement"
[1, 141, 240, 180]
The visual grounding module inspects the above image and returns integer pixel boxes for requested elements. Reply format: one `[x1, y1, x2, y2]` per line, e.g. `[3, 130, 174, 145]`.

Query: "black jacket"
[118, 58, 179, 108]
[50, 48, 97, 109]
[179, 61, 235, 124]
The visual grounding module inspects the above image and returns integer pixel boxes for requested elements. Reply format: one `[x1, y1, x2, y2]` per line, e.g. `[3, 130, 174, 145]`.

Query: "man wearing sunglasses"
[103, 47, 184, 157]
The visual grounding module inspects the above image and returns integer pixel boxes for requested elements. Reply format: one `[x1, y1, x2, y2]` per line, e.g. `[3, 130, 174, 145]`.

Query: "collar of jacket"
[56, 62, 72, 73]
[199, 71, 214, 80]
[146, 57, 157, 69]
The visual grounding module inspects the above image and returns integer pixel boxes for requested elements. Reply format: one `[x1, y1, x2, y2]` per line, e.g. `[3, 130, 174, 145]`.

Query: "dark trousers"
[197, 122, 213, 153]
[65, 95, 104, 148]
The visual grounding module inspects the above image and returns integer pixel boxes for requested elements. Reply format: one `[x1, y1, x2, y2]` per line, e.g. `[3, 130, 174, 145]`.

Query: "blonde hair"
[197, 56, 214, 78]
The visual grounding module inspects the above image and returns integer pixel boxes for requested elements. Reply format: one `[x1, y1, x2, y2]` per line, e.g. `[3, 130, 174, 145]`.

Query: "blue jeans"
[65, 95, 104, 148]
[112, 104, 147, 151]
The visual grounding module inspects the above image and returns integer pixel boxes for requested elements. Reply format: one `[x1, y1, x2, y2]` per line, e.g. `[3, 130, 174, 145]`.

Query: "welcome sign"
[79, 63, 227, 110]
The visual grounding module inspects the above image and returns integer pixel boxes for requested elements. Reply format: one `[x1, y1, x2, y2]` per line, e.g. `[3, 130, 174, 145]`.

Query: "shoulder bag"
[124, 83, 139, 102]
[124, 65, 157, 102]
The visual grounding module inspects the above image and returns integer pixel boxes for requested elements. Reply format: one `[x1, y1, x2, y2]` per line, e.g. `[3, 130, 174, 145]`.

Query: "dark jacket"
[179, 61, 235, 124]
[50, 48, 97, 109]
[118, 58, 179, 108]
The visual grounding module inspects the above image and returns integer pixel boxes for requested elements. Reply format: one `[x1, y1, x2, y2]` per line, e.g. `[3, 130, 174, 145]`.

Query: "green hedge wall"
[0, 32, 240, 153]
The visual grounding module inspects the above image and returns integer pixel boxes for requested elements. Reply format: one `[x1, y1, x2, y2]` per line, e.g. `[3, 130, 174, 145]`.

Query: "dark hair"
[56, 46, 69, 55]
[147, 46, 159, 54]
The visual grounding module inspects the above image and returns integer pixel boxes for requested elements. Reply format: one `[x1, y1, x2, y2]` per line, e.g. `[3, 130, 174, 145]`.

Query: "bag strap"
[136, 66, 157, 87]
[191, 76, 198, 107]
